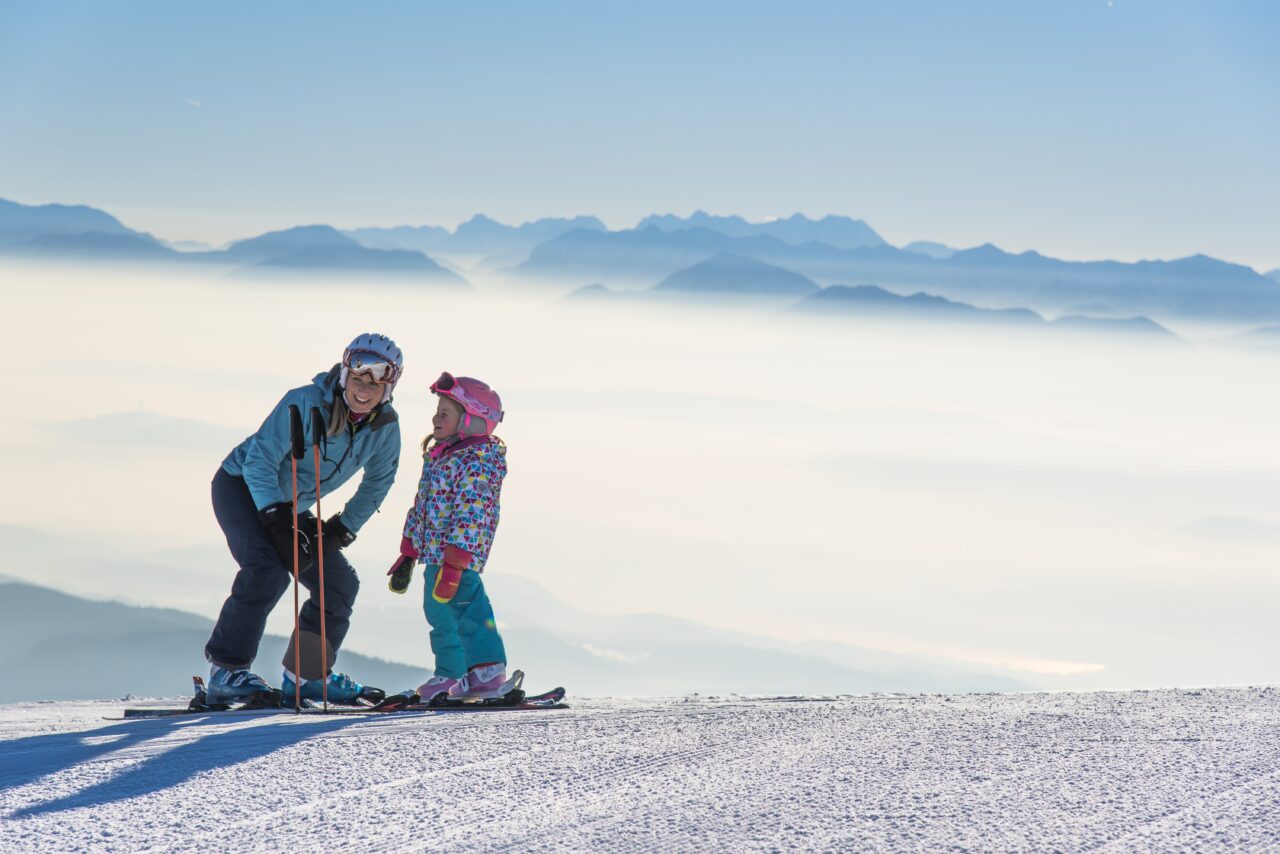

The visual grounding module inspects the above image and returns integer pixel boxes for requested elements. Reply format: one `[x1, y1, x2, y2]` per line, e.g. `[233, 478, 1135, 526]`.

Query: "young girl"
[389, 372, 510, 701]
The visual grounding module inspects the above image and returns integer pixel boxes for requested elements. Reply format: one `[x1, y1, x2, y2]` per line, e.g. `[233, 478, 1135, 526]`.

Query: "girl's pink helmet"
[430, 372, 504, 436]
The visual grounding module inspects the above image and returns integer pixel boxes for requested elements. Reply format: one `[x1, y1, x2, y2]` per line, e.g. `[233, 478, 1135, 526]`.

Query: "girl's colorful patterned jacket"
[402, 435, 507, 572]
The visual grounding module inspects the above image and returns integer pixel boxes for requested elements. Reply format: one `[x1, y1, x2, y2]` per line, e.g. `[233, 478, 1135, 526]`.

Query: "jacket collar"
[428, 434, 493, 461]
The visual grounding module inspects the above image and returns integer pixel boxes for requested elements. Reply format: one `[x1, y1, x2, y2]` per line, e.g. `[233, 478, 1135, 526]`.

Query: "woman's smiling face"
[344, 370, 387, 414]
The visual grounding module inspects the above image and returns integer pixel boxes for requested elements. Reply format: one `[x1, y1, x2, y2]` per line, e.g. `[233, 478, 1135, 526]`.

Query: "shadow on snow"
[2, 712, 370, 818]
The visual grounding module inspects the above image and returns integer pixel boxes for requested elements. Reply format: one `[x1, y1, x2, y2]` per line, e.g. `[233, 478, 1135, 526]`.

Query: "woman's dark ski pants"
[204, 467, 359, 677]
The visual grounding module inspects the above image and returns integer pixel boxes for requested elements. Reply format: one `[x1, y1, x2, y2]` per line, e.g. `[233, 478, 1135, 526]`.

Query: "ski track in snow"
[1, 689, 1278, 852]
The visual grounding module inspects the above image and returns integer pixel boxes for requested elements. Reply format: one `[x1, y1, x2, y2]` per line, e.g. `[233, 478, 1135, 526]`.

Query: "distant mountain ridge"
[0, 575, 1031, 701]
[517, 228, 1280, 322]
[791, 284, 1179, 338]
[0, 580, 426, 703]
[4, 195, 1278, 321]
[902, 240, 956, 259]
[215, 225, 466, 284]
[0, 198, 149, 245]
[12, 231, 176, 259]
[221, 224, 365, 261]
[652, 252, 820, 298]
[0, 198, 174, 261]
[0, 200, 466, 286]
[573, 258, 1179, 339]
[512, 226, 795, 282]
[795, 284, 1043, 325]
[345, 214, 606, 268]
[344, 224, 451, 252]
[637, 211, 884, 249]
[452, 213, 606, 248]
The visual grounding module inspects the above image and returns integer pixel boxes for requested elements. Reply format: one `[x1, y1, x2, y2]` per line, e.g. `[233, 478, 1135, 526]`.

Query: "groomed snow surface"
[2, 689, 1278, 852]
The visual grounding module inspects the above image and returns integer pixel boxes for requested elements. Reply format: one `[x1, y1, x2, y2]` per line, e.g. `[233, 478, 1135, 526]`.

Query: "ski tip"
[359, 686, 388, 705]
[370, 691, 420, 712]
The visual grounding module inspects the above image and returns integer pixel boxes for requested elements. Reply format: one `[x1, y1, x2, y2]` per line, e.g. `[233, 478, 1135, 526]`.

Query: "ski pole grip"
[310, 406, 326, 448]
[289, 405, 306, 460]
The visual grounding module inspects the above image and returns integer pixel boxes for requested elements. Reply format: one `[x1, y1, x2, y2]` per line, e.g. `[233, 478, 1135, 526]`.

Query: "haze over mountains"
[0, 580, 423, 704]
[4, 196, 1279, 330]
[512, 226, 1277, 324]
[572, 252, 1182, 339]
[0, 571, 1030, 703]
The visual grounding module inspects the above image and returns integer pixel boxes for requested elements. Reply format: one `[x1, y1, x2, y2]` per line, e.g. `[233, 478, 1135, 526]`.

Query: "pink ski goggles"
[343, 349, 400, 383]
[430, 372, 502, 421]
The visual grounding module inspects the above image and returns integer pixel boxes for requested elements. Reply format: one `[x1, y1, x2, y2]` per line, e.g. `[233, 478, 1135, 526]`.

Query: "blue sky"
[1, 1, 1276, 268]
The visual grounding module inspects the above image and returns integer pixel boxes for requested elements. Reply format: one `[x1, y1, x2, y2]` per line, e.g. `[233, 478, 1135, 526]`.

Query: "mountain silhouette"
[346, 214, 607, 269]
[452, 214, 607, 268]
[0, 580, 427, 703]
[637, 211, 884, 249]
[0, 198, 171, 259]
[512, 226, 794, 284]
[517, 227, 1280, 321]
[0, 201, 465, 284]
[652, 252, 821, 297]
[789, 284, 1179, 338]
[452, 213, 605, 247]
[564, 283, 631, 302]
[0, 573, 1031, 701]
[902, 240, 956, 259]
[793, 284, 1044, 325]
[221, 224, 367, 261]
[1050, 315, 1180, 338]
[343, 224, 451, 253]
[5, 195, 1276, 322]
[216, 225, 466, 284]
[0, 198, 142, 245]
[9, 231, 177, 259]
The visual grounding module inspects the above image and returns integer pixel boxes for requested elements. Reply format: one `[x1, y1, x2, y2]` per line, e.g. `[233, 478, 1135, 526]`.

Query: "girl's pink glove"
[387, 536, 419, 573]
[432, 544, 473, 604]
[386, 537, 419, 594]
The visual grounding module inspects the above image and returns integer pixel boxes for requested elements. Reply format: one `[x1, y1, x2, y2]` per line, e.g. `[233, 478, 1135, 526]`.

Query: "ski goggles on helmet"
[430, 372, 501, 420]
[343, 349, 400, 383]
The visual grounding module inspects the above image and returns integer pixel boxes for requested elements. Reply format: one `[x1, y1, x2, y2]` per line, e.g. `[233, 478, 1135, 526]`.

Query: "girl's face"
[432, 396, 463, 441]
[345, 371, 387, 414]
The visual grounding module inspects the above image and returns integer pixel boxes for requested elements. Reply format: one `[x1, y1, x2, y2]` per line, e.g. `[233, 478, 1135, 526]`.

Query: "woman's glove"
[432, 544, 473, 604]
[387, 536, 418, 594]
[322, 514, 356, 549]
[258, 502, 312, 566]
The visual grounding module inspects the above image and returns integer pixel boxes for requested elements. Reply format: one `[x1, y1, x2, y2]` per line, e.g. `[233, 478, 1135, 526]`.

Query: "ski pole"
[288, 404, 306, 713]
[309, 406, 329, 711]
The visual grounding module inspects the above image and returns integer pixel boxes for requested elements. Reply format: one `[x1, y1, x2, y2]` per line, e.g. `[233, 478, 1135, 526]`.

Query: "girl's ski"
[118, 675, 567, 719]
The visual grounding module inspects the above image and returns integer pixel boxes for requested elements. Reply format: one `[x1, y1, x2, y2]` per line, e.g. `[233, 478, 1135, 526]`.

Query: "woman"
[203, 333, 403, 705]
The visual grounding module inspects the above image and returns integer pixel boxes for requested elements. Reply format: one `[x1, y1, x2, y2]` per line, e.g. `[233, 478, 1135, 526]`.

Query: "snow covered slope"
[2, 688, 1277, 851]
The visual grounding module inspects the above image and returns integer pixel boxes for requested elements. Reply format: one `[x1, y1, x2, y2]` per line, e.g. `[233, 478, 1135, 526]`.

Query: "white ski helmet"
[340, 333, 403, 404]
